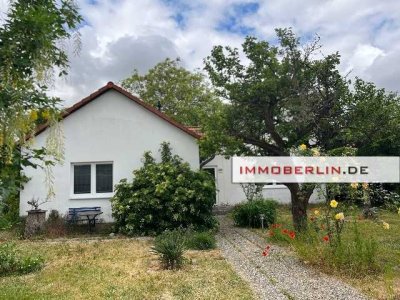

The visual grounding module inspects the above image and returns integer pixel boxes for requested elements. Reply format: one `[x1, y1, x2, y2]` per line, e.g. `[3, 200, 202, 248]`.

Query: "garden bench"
[68, 207, 103, 232]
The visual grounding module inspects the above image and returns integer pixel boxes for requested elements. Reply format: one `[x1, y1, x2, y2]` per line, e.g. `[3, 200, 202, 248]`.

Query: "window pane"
[74, 165, 91, 194]
[96, 164, 113, 193]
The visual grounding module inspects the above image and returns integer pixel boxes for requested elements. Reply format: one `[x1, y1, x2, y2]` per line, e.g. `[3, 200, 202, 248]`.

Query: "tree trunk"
[285, 183, 315, 231]
[290, 191, 308, 231]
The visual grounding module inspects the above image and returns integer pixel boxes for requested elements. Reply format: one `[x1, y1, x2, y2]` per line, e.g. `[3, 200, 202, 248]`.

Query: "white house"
[20, 82, 200, 222]
[203, 155, 321, 206]
[20, 82, 319, 222]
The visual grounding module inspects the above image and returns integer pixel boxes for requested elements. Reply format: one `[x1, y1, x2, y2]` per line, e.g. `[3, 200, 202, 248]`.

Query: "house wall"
[20, 90, 200, 222]
[204, 155, 322, 205]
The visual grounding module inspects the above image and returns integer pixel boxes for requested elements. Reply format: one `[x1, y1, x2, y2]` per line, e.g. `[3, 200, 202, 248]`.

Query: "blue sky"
[2, 0, 398, 103]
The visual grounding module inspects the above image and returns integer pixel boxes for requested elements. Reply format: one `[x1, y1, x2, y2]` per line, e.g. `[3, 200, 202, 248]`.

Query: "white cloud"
[1, 0, 400, 104]
[346, 44, 385, 75]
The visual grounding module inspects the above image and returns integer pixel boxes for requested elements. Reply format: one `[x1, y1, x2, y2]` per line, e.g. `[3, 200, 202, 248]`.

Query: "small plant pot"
[24, 209, 47, 238]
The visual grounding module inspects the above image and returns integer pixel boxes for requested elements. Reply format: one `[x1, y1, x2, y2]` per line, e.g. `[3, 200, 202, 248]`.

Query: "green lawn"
[256, 205, 400, 300]
[0, 238, 254, 300]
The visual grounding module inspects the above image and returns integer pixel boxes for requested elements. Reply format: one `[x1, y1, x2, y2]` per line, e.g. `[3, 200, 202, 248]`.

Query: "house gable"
[35, 82, 201, 139]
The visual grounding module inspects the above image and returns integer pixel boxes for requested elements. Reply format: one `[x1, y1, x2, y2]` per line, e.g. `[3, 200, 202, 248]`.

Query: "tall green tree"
[122, 58, 225, 165]
[0, 0, 82, 216]
[121, 58, 222, 127]
[204, 29, 351, 230]
[342, 78, 400, 156]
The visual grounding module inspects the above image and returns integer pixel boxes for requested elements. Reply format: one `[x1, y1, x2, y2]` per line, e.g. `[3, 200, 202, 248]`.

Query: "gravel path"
[217, 216, 368, 300]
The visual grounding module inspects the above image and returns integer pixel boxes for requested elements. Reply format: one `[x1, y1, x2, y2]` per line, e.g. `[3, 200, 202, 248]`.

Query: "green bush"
[0, 243, 44, 276]
[152, 230, 186, 270]
[185, 231, 216, 250]
[111, 142, 218, 235]
[232, 199, 277, 228]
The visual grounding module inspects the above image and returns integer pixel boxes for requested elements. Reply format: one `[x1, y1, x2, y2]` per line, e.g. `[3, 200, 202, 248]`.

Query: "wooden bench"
[68, 207, 103, 232]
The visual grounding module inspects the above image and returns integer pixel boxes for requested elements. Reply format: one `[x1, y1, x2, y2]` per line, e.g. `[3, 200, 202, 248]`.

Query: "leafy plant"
[185, 231, 216, 250]
[151, 230, 186, 270]
[0, 243, 44, 276]
[232, 199, 277, 228]
[111, 142, 218, 235]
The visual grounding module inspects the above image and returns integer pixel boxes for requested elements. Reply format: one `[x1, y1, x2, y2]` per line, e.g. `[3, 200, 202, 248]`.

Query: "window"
[72, 162, 113, 197]
[96, 164, 113, 193]
[74, 165, 91, 194]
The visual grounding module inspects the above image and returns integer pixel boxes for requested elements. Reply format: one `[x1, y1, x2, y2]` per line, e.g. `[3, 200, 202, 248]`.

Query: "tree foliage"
[121, 58, 222, 127]
[0, 0, 82, 218]
[204, 28, 400, 230]
[341, 78, 400, 156]
[204, 28, 351, 230]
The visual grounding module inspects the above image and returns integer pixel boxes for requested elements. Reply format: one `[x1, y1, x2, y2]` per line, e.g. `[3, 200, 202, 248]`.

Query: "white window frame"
[70, 162, 114, 199]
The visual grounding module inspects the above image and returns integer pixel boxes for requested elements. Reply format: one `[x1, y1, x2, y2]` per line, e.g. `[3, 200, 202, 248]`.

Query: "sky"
[1, 0, 400, 105]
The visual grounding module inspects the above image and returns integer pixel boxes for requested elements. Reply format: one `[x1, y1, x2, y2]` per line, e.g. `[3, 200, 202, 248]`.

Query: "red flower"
[323, 235, 329, 242]
[267, 230, 274, 237]
[262, 245, 271, 256]
[282, 229, 289, 234]
[289, 231, 296, 239]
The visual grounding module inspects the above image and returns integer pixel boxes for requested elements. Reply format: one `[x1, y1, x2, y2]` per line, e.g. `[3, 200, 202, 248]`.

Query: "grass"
[0, 238, 254, 300]
[255, 205, 400, 300]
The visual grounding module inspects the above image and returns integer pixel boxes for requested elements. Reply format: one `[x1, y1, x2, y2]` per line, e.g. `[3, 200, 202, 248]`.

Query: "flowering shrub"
[111, 142, 217, 235]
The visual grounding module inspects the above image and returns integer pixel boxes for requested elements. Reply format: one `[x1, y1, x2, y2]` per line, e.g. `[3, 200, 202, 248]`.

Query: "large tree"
[341, 78, 400, 156]
[0, 0, 82, 217]
[121, 58, 222, 127]
[121, 58, 225, 166]
[204, 29, 351, 230]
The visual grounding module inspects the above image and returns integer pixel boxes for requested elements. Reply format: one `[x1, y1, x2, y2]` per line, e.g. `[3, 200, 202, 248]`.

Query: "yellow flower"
[350, 182, 359, 189]
[314, 210, 320, 216]
[299, 144, 307, 151]
[383, 222, 390, 230]
[41, 109, 51, 120]
[362, 182, 369, 190]
[398, 207, 400, 215]
[330, 199, 338, 208]
[311, 148, 320, 156]
[335, 212, 344, 221]
[29, 110, 38, 121]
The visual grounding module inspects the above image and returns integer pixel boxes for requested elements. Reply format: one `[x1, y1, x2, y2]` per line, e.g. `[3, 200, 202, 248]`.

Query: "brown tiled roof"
[186, 126, 204, 137]
[34, 82, 201, 139]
